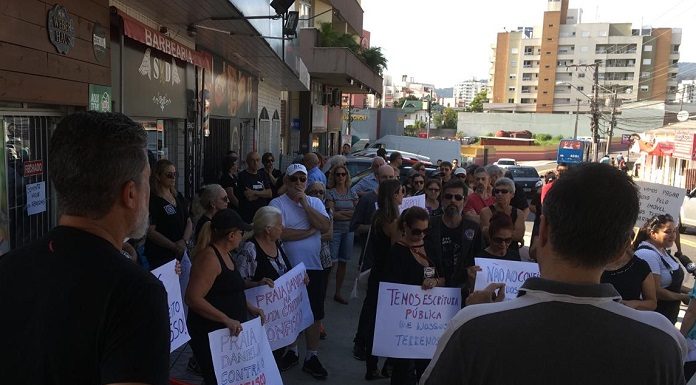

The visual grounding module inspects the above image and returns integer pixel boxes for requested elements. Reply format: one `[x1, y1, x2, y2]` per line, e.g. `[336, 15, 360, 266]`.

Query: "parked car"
[506, 166, 542, 197]
[351, 164, 438, 188]
[680, 189, 696, 232]
[344, 157, 374, 178]
[494, 158, 517, 168]
[351, 149, 432, 164]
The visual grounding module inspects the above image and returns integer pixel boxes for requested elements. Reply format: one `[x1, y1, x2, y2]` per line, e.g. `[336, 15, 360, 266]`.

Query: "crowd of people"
[0, 111, 695, 385]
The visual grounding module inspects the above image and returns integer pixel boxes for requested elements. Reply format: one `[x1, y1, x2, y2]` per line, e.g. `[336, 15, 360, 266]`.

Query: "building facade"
[453, 79, 488, 108]
[487, 0, 681, 114]
[383, 75, 437, 108]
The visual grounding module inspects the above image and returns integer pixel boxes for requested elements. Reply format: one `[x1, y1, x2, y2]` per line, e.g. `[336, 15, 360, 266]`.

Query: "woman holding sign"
[186, 209, 266, 385]
[385, 206, 444, 385]
[362, 179, 404, 380]
[634, 214, 690, 324]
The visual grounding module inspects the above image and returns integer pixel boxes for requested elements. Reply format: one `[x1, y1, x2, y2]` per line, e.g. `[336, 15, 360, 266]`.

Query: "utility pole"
[590, 62, 600, 162]
[573, 99, 580, 140]
[605, 90, 617, 156]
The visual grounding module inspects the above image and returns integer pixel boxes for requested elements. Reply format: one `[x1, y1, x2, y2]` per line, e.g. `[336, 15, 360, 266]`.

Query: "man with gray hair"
[0, 112, 170, 384]
[304, 152, 327, 187]
[352, 156, 386, 197]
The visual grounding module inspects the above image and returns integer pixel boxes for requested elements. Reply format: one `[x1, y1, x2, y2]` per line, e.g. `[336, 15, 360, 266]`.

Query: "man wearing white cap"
[453, 167, 467, 180]
[269, 163, 331, 379]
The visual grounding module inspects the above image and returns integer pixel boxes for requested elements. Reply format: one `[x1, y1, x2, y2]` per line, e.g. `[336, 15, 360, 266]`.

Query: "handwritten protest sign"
[372, 282, 461, 359]
[151, 260, 190, 352]
[245, 263, 314, 351]
[375, 194, 426, 213]
[209, 317, 283, 385]
[474, 258, 540, 300]
[635, 181, 685, 227]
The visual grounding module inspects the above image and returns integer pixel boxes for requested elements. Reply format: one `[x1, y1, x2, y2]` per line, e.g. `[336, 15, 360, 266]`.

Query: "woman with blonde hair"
[192, 184, 229, 244]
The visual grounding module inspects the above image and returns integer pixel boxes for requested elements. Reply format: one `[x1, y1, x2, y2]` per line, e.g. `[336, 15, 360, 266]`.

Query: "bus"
[557, 139, 592, 164]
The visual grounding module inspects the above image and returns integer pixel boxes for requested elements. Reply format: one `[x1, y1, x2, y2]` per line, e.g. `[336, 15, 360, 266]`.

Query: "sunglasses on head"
[443, 193, 464, 201]
[164, 172, 177, 179]
[493, 188, 510, 195]
[410, 228, 428, 236]
[289, 175, 307, 183]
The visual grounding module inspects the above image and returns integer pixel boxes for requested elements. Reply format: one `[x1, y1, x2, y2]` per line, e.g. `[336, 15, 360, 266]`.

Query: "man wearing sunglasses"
[426, 179, 482, 301]
[422, 163, 687, 385]
[269, 163, 331, 379]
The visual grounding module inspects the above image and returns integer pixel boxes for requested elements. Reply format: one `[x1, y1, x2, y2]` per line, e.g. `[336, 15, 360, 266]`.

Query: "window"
[640, 85, 649, 92]
[581, 31, 590, 37]
[578, 73, 585, 78]
[598, 31, 608, 37]
[576, 86, 584, 91]
[508, 87, 516, 91]
[641, 71, 651, 79]
[511, 48, 519, 54]
[644, 45, 653, 52]
[643, 59, 652, 65]
[508, 98, 515, 103]
[509, 74, 517, 79]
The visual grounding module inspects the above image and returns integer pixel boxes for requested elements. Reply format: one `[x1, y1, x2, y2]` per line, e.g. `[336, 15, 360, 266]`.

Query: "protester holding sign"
[479, 212, 519, 261]
[385, 206, 444, 385]
[360, 179, 404, 380]
[186, 209, 266, 385]
[634, 214, 690, 323]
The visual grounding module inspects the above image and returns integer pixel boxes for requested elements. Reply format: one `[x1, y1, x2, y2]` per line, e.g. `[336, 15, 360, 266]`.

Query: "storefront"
[111, 11, 212, 196]
[202, 56, 258, 183]
[632, 124, 696, 189]
[0, 1, 112, 251]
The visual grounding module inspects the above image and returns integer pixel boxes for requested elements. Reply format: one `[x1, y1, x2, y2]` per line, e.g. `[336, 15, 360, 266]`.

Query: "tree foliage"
[467, 90, 488, 112]
[318, 23, 388, 75]
[393, 95, 419, 108]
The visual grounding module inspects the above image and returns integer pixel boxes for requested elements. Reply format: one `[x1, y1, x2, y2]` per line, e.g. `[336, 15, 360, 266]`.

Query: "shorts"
[330, 231, 355, 262]
[306, 269, 326, 322]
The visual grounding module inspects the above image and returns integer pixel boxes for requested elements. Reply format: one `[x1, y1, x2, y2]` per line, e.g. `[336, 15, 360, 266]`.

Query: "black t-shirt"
[219, 172, 238, 190]
[386, 243, 443, 286]
[601, 256, 652, 301]
[145, 193, 189, 269]
[510, 182, 530, 212]
[235, 169, 272, 223]
[0, 226, 170, 385]
[441, 221, 464, 284]
[530, 192, 541, 237]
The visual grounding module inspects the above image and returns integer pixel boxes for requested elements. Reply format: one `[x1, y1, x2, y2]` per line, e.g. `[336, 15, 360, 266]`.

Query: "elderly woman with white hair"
[479, 177, 525, 260]
[233, 206, 287, 288]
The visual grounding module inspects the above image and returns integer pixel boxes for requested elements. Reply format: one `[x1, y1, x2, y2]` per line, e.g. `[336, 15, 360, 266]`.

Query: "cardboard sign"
[372, 282, 461, 359]
[245, 263, 314, 351]
[209, 317, 283, 385]
[151, 260, 190, 352]
[375, 194, 427, 214]
[474, 258, 540, 300]
[635, 181, 685, 227]
[26, 182, 46, 215]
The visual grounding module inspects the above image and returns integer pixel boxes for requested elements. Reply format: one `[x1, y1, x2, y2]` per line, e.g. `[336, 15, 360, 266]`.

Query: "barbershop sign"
[119, 11, 211, 71]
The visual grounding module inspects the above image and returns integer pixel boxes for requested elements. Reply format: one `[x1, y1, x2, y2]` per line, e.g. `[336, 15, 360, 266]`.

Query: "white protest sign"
[26, 181, 46, 215]
[209, 317, 283, 385]
[151, 260, 190, 352]
[372, 282, 461, 359]
[245, 263, 314, 351]
[375, 194, 427, 213]
[635, 181, 685, 227]
[474, 258, 540, 300]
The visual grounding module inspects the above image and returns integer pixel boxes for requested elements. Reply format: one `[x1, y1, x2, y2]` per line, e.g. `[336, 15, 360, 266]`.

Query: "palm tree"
[359, 47, 388, 76]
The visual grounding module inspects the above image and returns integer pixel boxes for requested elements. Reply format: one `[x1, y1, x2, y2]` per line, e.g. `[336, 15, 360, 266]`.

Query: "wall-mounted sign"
[47, 5, 75, 55]
[119, 10, 211, 71]
[88, 84, 112, 112]
[23, 160, 44, 177]
[92, 23, 107, 63]
[26, 182, 47, 216]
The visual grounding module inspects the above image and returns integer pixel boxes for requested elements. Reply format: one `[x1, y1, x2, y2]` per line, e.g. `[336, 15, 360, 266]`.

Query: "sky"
[361, 0, 696, 88]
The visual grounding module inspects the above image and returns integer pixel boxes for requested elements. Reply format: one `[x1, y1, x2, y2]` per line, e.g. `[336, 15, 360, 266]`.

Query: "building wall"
[257, 80, 282, 157]
[650, 28, 673, 101]
[492, 33, 510, 104]
[0, 0, 111, 106]
[536, 9, 562, 113]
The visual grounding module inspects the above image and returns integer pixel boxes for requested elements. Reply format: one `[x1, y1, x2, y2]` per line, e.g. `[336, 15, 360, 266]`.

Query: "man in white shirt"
[269, 163, 331, 379]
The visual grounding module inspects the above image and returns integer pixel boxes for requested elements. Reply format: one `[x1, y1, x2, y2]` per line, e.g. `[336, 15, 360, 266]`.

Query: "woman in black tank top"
[480, 177, 525, 260]
[185, 209, 264, 385]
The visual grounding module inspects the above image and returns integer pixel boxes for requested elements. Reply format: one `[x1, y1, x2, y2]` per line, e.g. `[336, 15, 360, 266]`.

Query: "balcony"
[299, 28, 383, 94]
[329, 0, 364, 34]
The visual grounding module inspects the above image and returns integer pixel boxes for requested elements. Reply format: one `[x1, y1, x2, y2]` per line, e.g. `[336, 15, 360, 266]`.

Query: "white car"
[494, 158, 517, 168]
[680, 189, 696, 232]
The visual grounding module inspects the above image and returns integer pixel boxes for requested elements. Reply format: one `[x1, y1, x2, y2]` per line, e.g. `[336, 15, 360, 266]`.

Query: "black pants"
[391, 358, 430, 385]
[188, 326, 218, 385]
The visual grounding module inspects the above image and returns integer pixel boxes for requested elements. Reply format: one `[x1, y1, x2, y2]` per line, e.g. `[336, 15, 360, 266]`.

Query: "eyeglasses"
[334, 172, 347, 177]
[410, 228, 428, 236]
[443, 193, 464, 201]
[289, 175, 307, 183]
[308, 190, 324, 196]
[491, 237, 513, 244]
[428, 188, 440, 192]
[165, 172, 177, 179]
[493, 189, 510, 195]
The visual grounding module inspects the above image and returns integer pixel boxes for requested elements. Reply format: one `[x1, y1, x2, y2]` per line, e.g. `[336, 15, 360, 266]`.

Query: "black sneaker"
[352, 343, 366, 361]
[303, 355, 328, 379]
[277, 350, 299, 372]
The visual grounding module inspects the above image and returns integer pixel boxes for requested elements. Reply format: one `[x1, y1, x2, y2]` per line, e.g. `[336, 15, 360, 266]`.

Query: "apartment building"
[383, 75, 437, 107]
[676, 80, 696, 105]
[487, 0, 681, 113]
[453, 79, 488, 108]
